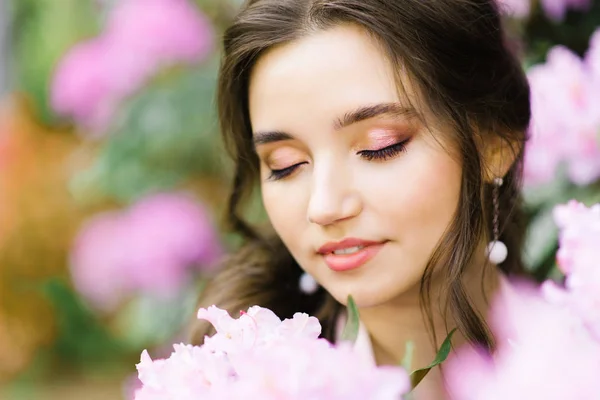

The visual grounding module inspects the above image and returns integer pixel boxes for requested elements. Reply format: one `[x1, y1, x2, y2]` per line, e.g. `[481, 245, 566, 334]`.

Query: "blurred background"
[0, 0, 598, 398]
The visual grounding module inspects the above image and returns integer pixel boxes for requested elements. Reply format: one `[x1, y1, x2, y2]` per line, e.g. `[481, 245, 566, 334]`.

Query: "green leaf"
[409, 328, 457, 389]
[340, 295, 360, 343]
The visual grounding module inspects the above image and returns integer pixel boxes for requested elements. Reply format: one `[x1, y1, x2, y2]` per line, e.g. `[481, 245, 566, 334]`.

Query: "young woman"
[192, 0, 530, 397]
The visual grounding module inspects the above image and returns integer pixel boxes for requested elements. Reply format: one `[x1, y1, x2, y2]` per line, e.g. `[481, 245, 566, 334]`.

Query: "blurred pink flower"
[219, 339, 408, 400]
[51, 0, 214, 135]
[135, 306, 410, 400]
[445, 281, 600, 400]
[540, 0, 592, 21]
[548, 201, 600, 339]
[553, 201, 600, 274]
[70, 193, 223, 312]
[496, 0, 591, 20]
[525, 45, 600, 186]
[586, 28, 600, 79]
[51, 38, 117, 134]
[446, 201, 600, 398]
[105, 0, 212, 65]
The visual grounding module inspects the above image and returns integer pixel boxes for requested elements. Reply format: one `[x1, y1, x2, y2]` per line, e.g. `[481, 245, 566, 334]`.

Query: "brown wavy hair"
[190, 0, 530, 351]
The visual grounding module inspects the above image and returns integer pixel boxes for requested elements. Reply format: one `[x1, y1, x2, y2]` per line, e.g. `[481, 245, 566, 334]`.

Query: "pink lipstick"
[318, 238, 386, 272]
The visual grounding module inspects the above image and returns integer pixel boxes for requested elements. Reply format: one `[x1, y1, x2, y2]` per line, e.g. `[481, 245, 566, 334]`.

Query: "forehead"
[248, 24, 414, 132]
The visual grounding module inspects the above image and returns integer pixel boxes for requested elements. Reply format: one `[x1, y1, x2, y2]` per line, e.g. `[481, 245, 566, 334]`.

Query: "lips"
[317, 238, 382, 255]
[318, 238, 387, 272]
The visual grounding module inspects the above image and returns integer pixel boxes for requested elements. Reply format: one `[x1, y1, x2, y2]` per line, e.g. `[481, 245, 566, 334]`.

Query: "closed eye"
[268, 162, 307, 181]
[358, 139, 410, 161]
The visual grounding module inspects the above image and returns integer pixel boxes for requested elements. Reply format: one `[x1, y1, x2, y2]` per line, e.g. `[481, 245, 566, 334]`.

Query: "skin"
[249, 24, 505, 398]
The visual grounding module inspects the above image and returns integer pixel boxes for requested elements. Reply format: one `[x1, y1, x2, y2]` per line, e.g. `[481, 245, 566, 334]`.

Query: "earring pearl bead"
[486, 240, 508, 264]
[299, 272, 319, 294]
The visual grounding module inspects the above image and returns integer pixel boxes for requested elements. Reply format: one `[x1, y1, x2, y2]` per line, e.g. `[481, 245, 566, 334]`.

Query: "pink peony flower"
[135, 344, 235, 400]
[553, 201, 599, 273]
[70, 192, 222, 312]
[586, 28, 600, 79]
[548, 201, 600, 339]
[222, 340, 408, 400]
[197, 305, 322, 354]
[446, 201, 600, 399]
[445, 281, 600, 400]
[51, 0, 214, 135]
[525, 45, 600, 186]
[105, 0, 213, 65]
[51, 38, 118, 133]
[135, 306, 410, 400]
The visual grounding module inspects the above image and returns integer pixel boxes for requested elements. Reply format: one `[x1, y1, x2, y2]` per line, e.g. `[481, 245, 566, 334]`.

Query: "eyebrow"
[252, 130, 294, 146]
[252, 102, 416, 147]
[334, 102, 416, 130]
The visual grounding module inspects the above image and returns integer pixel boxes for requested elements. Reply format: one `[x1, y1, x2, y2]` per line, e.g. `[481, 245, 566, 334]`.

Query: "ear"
[482, 134, 521, 183]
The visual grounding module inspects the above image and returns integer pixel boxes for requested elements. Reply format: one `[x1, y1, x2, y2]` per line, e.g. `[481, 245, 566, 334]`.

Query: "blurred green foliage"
[10, 0, 99, 123]
[70, 58, 228, 205]
[42, 279, 125, 367]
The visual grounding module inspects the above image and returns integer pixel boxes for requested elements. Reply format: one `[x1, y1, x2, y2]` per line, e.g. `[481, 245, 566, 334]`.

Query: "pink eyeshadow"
[364, 129, 404, 150]
[267, 148, 304, 169]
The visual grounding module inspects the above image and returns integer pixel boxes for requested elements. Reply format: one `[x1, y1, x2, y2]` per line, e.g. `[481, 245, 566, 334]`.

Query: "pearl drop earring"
[299, 272, 319, 295]
[486, 177, 508, 264]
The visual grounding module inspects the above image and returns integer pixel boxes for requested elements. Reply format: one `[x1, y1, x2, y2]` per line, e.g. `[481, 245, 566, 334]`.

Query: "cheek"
[362, 140, 462, 254]
[261, 181, 309, 246]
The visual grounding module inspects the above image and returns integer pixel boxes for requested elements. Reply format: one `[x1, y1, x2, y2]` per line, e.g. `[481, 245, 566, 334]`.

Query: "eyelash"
[357, 139, 410, 161]
[268, 163, 307, 181]
[267, 139, 410, 181]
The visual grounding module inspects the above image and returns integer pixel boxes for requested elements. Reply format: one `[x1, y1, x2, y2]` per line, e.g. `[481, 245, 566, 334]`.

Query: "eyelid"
[267, 162, 307, 181]
[262, 146, 306, 167]
[265, 157, 306, 172]
[358, 138, 411, 161]
[362, 126, 411, 147]
[361, 136, 400, 151]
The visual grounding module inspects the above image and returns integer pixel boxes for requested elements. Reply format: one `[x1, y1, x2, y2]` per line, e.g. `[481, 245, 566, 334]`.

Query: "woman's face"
[249, 24, 463, 307]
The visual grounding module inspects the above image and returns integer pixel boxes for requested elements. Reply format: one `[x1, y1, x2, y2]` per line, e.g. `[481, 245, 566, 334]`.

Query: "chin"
[325, 280, 415, 309]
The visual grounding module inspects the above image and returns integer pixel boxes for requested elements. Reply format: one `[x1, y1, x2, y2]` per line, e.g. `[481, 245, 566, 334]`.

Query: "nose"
[307, 163, 362, 226]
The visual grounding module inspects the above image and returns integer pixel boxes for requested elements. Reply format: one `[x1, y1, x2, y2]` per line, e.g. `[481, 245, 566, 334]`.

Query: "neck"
[358, 252, 503, 399]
